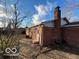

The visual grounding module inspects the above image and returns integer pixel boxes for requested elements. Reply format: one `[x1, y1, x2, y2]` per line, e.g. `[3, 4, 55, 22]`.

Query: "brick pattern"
[42, 26, 60, 46]
[63, 27, 79, 47]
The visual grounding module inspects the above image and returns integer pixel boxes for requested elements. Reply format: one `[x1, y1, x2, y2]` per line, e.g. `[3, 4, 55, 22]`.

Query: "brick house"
[26, 6, 79, 47]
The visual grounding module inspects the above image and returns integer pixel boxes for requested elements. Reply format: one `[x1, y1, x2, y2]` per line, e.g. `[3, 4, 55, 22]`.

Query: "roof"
[29, 17, 69, 28]
[29, 17, 79, 28]
[64, 21, 79, 27]
[42, 17, 69, 26]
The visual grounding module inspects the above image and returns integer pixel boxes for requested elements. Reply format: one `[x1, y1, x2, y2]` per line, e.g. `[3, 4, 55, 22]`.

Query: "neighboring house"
[26, 6, 79, 48]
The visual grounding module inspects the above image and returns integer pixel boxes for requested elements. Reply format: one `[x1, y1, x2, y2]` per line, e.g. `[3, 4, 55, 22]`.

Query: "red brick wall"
[42, 26, 79, 47]
[42, 26, 61, 46]
[63, 27, 79, 47]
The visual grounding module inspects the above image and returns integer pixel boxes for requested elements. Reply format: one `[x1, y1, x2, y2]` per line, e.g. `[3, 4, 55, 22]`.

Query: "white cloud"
[0, 21, 3, 27]
[0, 4, 13, 27]
[35, 5, 47, 16]
[32, 1, 53, 25]
[0, 4, 13, 18]
[32, 14, 41, 25]
[11, 4, 16, 12]
[0, 4, 7, 17]
[62, 0, 79, 22]
[34, 2, 52, 16]
[69, 16, 79, 22]
[0, 4, 4, 8]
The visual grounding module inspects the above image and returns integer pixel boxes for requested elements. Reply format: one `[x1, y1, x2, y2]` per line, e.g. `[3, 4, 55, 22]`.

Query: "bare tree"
[0, 0, 30, 29]
[9, 3, 28, 29]
[0, 0, 28, 54]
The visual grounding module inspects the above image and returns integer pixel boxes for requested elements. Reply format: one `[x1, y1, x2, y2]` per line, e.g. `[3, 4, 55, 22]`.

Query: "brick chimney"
[54, 6, 61, 28]
[54, 6, 62, 44]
